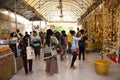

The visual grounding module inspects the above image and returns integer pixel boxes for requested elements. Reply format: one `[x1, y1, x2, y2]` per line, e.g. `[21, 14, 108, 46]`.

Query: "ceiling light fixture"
[59, 9, 63, 18]
[57, 0, 63, 18]
[57, 0, 62, 9]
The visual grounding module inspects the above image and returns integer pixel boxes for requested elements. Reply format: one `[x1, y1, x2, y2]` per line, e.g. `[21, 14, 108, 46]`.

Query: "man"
[78, 29, 88, 60]
[67, 30, 72, 54]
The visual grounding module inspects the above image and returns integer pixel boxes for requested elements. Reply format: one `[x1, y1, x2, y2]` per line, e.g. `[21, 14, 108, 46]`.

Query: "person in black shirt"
[78, 29, 88, 60]
[18, 32, 33, 75]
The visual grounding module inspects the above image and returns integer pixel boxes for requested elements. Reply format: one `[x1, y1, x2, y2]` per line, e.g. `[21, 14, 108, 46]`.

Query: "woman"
[18, 32, 33, 74]
[9, 32, 18, 58]
[31, 31, 41, 60]
[70, 30, 80, 69]
[44, 29, 59, 74]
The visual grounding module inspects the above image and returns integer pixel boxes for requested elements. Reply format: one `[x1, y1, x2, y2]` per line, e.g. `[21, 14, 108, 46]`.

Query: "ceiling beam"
[71, 10, 81, 18]
[80, 0, 103, 20]
[82, 0, 91, 7]
[29, 0, 36, 5]
[38, 2, 83, 15]
[33, 0, 49, 8]
[85, 0, 92, 6]
[21, 0, 47, 21]
[70, 0, 87, 12]
[48, 21, 77, 23]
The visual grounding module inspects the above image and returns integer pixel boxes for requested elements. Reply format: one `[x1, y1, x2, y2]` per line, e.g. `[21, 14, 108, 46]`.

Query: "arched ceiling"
[22, 0, 95, 22]
[0, 0, 103, 23]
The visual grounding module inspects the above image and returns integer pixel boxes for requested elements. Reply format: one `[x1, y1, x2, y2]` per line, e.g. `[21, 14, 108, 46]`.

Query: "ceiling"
[0, 0, 44, 21]
[0, 0, 101, 23]
[22, 0, 95, 22]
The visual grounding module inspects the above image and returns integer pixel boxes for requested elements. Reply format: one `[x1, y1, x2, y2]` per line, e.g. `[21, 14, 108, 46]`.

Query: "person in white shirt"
[44, 29, 59, 74]
[70, 30, 80, 69]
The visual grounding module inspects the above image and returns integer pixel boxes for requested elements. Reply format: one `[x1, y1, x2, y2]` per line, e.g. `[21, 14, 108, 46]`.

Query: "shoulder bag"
[26, 39, 34, 60]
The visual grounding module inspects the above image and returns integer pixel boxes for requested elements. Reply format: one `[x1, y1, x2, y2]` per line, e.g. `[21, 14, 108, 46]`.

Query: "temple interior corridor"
[0, 0, 120, 80]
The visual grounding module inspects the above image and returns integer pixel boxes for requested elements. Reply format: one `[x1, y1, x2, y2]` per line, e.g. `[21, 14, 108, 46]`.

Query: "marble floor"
[10, 51, 120, 80]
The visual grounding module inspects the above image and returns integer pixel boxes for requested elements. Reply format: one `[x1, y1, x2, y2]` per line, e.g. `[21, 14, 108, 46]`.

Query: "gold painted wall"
[0, 12, 24, 39]
[83, 1, 120, 54]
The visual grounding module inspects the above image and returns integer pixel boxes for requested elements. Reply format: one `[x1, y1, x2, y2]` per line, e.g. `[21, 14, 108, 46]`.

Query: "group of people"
[9, 30, 43, 74]
[69, 29, 88, 69]
[9, 28, 87, 75]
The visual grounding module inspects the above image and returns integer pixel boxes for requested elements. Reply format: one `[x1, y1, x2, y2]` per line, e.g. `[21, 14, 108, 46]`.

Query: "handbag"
[51, 48, 57, 56]
[44, 44, 52, 60]
[44, 44, 57, 60]
[71, 48, 77, 53]
[44, 52, 52, 60]
[26, 39, 34, 60]
[71, 48, 77, 55]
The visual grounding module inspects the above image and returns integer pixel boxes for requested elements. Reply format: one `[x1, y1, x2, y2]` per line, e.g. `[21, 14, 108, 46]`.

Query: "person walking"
[44, 29, 59, 74]
[59, 30, 67, 61]
[31, 31, 41, 60]
[78, 29, 88, 60]
[67, 30, 72, 54]
[18, 31, 33, 75]
[70, 30, 80, 69]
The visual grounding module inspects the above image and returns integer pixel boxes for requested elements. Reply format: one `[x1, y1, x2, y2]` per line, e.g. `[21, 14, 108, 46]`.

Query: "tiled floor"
[10, 50, 120, 80]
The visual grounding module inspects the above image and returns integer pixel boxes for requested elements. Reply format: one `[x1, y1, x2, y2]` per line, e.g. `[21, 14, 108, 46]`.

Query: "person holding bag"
[44, 29, 59, 74]
[44, 43, 57, 60]
[18, 32, 33, 75]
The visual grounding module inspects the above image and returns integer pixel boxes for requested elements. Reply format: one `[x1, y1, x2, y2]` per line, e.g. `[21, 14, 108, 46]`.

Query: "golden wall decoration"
[83, 1, 120, 60]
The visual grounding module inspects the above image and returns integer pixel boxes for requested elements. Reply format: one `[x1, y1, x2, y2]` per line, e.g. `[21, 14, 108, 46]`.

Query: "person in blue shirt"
[60, 30, 67, 61]
[31, 31, 41, 60]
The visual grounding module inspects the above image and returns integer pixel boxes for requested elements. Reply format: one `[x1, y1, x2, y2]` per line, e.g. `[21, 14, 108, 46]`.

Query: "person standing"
[59, 30, 67, 61]
[31, 31, 41, 60]
[9, 32, 18, 58]
[39, 31, 45, 47]
[44, 29, 59, 74]
[67, 30, 72, 54]
[30, 31, 33, 38]
[16, 29, 20, 40]
[76, 28, 81, 37]
[78, 29, 88, 60]
[18, 31, 33, 75]
[54, 31, 61, 54]
[70, 30, 80, 69]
